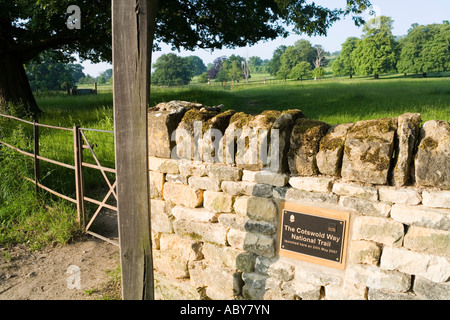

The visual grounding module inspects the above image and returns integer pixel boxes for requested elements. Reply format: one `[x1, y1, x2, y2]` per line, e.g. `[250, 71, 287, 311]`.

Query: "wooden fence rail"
[0, 113, 118, 246]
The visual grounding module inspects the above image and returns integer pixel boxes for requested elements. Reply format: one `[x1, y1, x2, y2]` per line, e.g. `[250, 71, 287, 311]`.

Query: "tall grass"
[0, 123, 78, 250]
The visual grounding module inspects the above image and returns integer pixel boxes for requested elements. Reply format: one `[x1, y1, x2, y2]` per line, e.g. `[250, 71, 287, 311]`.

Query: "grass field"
[1, 74, 449, 249]
[74, 74, 450, 124]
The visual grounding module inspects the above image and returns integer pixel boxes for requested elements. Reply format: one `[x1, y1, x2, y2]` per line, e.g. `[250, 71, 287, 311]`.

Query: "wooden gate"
[0, 114, 118, 246]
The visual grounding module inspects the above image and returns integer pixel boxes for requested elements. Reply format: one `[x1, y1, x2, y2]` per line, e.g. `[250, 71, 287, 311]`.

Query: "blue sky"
[81, 0, 450, 76]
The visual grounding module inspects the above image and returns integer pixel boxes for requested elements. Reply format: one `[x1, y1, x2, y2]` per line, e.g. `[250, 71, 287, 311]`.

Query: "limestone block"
[390, 204, 450, 230]
[200, 110, 236, 164]
[173, 219, 228, 245]
[415, 120, 450, 190]
[254, 257, 295, 281]
[165, 173, 188, 184]
[346, 264, 411, 292]
[294, 265, 342, 286]
[227, 228, 246, 250]
[339, 196, 391, 217]
[393, 113, 421, 186]
[148, 105, 187, 159]
[325, 281, 367, 300]
[243, 233, 276, 258]
[413, 276, 450, 300]
[288, 118, 330, 176]
[378, 186, 422, 205]
[285, 188, 338, 204]
[254, 171, 289, 187]
[403, 226, 450, 258]
[242, 170, 257, 182]
[178, 160, 207, 176]
[203, 191, 234, 213]
[188, 176, 221, 191]
[174, 108, 220, 160]
[221, 181, 273, 198]
[163, 182, 203, 208]
[368, 289, 418, 300]
[148, 156, 179, 174]
[188, 261, 243, 299]
[172, 205, 219, 223]
[153, 234, 203, 279]
[230, 110, 288, 172]
[271, 110, 306, 173]
[202, 242, 245, 271]
[159, 233, 203, 261]
[380, 246, 450, 283]
[233, 196, 277, 222]
[154, 273, 202, 300]
[281, 280, 322, 300]
[422, 190, 450, 209]
[241, 272, 270, 290]
[149, 171, 165, 199]
[218, 213, 277, 236]
[349, 240, 381, 265]
[206, 164, 242, 182]
[352, 216, 404, 247]
[289, 176, 333, 193]
[341, 118, 397, 185]
[150, 199, 174, 233]
[332, 182, 378, 201]
[316, 123, 353, 176]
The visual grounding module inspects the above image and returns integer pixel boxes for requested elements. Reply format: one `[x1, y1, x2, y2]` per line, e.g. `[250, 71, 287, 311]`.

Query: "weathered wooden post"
[112, 0, 157, 300]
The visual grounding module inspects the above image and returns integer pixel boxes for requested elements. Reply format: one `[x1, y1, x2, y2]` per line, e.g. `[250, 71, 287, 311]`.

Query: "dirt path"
[0, 210, 121, 300]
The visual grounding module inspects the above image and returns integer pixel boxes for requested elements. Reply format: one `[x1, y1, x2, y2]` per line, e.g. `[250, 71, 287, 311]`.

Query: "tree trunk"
[422, 72, 427, 78]
[0, 54, 41, 118]
[374, 74, 379, 79]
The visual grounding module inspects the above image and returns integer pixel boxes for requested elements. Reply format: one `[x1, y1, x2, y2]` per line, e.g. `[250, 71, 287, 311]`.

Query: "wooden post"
[33, 121, 40, 195]
[112, 0, 158, 300]
[73, 126, 85, 228]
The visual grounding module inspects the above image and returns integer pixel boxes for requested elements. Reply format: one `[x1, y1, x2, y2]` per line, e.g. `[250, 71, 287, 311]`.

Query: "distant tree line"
[332, 18, 450, 78]
[27, 18, 449, 91]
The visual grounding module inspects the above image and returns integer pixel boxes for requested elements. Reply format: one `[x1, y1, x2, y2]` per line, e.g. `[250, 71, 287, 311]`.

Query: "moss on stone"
[282, 109, 306, 119]
[180, 109, 219, 134]
[420, 137, 439, 150]
[230, 112, 251, 129]
[348, 118, 398, 141]
[260, 110, 282, 127]
[359, 147, 391, 171]
[319, 137, 345, 152]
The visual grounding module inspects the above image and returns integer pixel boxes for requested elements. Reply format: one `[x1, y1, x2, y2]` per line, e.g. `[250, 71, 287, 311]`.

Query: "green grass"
[148, 75, 450, 124]
[1, 74, 449, 249]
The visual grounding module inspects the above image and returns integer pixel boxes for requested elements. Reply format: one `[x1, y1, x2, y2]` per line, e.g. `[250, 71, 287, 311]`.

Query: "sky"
[81, 0, 450, 77]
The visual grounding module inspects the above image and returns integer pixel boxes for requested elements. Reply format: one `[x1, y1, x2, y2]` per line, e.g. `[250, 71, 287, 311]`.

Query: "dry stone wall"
[148, 101, 450, 300]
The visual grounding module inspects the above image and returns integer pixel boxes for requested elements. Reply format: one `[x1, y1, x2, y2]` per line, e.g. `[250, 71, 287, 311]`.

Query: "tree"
[1, 0, 372, 116]
[0, 1, 111, 116]
[289, 61, 312, 80]
[229, 60, 243, 83]
[152, 53, 192, 86]
[185, 56, 207, 77]
[208, 56, 227, 80]
[312, 67, 325, 80]
[276, 39, 316, 80]
[198, 72, 209, 84]
[332, 37, 359, 77]
[352, 16, 398, 78]
[248, 56, 263, 73]
[267, 45, 287, 76]
[397, 24, 440, 77]
[25, 52, 85, 91]
[421, 24, 450, 74]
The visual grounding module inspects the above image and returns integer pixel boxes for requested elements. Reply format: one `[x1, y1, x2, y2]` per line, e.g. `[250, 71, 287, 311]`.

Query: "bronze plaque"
[279, 203, 349, 269]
